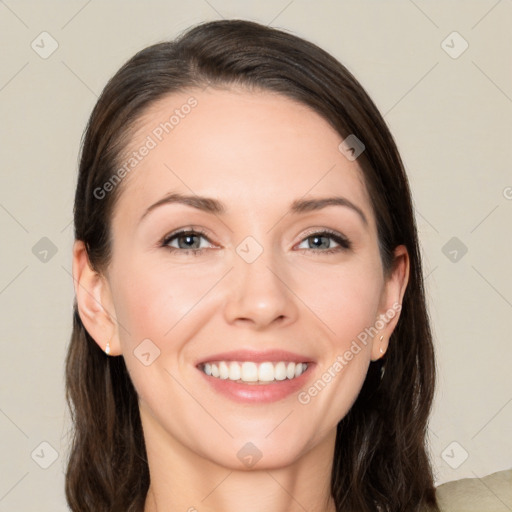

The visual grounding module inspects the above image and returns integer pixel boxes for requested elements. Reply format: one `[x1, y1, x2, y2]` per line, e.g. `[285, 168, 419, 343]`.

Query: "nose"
[223, 246, 299, 330]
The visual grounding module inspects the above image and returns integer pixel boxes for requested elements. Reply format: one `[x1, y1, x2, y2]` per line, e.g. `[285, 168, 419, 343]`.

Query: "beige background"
[1, 1, 511, 510]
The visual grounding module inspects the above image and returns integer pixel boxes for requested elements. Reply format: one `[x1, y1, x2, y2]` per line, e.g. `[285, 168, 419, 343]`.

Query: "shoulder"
[435, 468, 512, 512]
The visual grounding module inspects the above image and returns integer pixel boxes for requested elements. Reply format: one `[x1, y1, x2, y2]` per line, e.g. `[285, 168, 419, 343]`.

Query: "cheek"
[297, 264, 382, 425]
[299, 258, 384, 342]
[110, 254, 223, 344]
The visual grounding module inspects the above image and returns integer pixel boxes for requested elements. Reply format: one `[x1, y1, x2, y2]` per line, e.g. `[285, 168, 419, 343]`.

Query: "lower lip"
[196, 364, 315, 404]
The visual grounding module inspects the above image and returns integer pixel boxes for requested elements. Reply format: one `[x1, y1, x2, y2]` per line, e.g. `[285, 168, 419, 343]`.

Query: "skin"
[73, 87, 409, 512]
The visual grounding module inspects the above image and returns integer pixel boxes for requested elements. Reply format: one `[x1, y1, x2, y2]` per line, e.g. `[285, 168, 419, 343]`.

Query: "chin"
[199, 435, 311, 472]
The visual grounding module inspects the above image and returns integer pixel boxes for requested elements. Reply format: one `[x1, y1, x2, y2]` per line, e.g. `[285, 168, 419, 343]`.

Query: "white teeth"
[241, 362, 258, 382]
[219, 361, 229, 379]
[228, 361, 241, 380]
[201, 361, 308, 383]
[286, 362, 295, 379]
[274, 362, 287, 381]
[258, 362, 275, 382]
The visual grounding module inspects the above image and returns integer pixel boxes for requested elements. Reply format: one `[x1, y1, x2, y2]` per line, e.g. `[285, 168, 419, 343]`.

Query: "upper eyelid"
[300, 227, 348, 240]
[162, 227, 210, 241]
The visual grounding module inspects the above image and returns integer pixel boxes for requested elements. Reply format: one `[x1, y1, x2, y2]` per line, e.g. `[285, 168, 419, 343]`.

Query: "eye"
[161, 229, 214, 256]
[296, 229, 351, 254]
[160, 228, 351, 256]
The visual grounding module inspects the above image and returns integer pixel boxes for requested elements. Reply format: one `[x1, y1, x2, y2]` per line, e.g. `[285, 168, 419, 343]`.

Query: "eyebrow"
[139, 192, 368, 226]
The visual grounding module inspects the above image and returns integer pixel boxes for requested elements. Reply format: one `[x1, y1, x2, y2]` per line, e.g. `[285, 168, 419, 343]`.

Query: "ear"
[72, 240, 121, 356]
[371, 244, 410, 361]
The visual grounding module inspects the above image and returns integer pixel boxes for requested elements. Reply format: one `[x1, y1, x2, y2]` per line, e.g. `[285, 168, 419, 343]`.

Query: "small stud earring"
[105, 341, 111, 355]
[379, 335, 384, 354]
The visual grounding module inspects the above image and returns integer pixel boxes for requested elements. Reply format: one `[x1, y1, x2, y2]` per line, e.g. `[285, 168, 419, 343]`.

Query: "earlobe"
[72, 240, 120, 355]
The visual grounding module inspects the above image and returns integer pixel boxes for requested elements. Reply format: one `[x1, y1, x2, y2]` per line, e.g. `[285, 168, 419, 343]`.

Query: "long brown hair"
[65, 19, 440, 512]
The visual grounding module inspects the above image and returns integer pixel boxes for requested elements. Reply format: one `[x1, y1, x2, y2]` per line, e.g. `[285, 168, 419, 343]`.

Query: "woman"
[66, 19, 440, 512]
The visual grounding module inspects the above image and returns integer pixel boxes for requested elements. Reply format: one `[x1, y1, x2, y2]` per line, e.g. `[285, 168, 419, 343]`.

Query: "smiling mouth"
[198, 360, 308, 384]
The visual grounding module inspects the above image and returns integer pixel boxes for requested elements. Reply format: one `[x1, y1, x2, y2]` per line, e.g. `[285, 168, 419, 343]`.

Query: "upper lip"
[196, 349, 314, 366]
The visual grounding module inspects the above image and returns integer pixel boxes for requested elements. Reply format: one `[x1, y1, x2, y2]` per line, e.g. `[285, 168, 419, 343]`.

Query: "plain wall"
[0, 1, 511, 509]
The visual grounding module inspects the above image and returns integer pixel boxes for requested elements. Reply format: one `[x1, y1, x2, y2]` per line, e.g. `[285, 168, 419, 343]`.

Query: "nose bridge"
[223, 234, 297, 327]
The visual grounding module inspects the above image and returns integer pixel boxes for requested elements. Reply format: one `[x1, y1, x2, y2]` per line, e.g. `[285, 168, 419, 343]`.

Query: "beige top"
[435, 468, 512, 512]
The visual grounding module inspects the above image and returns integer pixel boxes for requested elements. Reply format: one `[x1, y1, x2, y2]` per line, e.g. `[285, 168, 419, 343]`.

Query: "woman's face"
[90, 87, 407, 469]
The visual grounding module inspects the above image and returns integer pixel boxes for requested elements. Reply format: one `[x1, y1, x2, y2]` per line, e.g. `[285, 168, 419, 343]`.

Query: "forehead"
[112, 87, 373, 228]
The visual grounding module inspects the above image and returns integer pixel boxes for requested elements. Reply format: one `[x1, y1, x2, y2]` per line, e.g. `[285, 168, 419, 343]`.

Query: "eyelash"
[160, 227, 352, 256]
